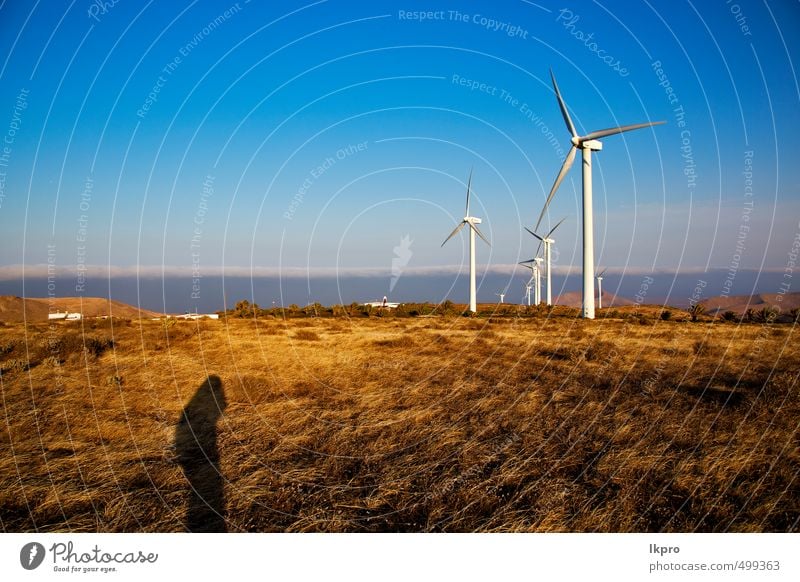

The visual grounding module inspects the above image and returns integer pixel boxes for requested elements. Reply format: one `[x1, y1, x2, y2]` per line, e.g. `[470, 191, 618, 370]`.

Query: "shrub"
[41, 356, 61, 368]
[584, 340, 617, 362]
[1, 358, 29, 373]
[688, 304, 706, 322]
[692, 340, 710, 356]
[374, 336, 416, 348]
[293, 330, 320, 341]
[84, 336, 114, 357]
[660, 309, 672, 321]
[755, 306, 780, 324]
[721, 311, 737, 322]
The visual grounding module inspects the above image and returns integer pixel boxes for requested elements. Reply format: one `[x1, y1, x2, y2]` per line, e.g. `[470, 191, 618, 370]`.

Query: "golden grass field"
[1, 309, 798, 532]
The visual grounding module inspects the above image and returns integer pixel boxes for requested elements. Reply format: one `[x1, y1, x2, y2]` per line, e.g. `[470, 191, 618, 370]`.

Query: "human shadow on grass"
[175, 374, 227, 532]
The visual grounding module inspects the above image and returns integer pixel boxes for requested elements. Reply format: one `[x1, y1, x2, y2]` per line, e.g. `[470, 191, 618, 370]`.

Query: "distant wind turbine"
[519, 257, 543, 306]
[442, 170, 490, 313]
[524, 217, 566, 307]
[596, 267, 607, 309]
[495, 291, 506, 304]
[537, 70, 664, 319]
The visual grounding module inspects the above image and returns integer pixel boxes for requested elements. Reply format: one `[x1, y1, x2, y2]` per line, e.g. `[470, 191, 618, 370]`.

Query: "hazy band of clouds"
[0, 263, 780, 281]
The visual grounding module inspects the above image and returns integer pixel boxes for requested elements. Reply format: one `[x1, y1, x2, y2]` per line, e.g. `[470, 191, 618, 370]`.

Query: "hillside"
[0, 296, 163, 323]
[553, 290, 634, 309]
[700, 292, 800, 315]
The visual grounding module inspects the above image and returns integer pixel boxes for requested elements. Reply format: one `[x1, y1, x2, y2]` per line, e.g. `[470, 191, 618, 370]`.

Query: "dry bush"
[373, 336, 416, 349]
[293, 330, 320, 341]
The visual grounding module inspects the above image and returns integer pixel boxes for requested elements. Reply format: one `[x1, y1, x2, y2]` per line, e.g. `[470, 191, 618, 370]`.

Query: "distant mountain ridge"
[553, 290, 634, 309]
[699, 292, 800, 315]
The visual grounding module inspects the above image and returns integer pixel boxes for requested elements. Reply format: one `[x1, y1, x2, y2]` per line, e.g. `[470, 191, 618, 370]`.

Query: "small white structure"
[364, 301, 399, 309]
[174, 312, 219, 320]
[49, 312, 82, 321]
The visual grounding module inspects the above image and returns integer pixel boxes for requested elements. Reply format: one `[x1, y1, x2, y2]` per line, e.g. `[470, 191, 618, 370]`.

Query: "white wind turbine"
[519, 257, 543, 305]
[596, 267, 607, 309]
[442, 170, 490, 313]
[495, 291, 506, 304]
[537, 70, 664, 319]
[519, 262, 534, 306]
[524, 217, 566, 307]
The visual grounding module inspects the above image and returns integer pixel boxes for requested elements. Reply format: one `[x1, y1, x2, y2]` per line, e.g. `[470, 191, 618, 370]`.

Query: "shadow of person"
[175, 374, 227, 532]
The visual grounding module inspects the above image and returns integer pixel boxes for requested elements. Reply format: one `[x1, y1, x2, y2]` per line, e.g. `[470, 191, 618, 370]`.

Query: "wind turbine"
[495, 291, 506, 304]
[442, 170, 490, 313]
[537, 70, 664, 319]
[519, 262, 534, 306]
[519, 257, 543, 305]
[524, 217, 566, 306]
[596, 267, 607, 309]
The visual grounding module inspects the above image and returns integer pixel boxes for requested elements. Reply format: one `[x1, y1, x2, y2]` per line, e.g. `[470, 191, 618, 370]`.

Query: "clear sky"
[0, 0, 798, 302]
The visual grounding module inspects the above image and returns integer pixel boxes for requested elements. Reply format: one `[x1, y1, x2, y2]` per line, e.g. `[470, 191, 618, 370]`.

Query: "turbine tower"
[537, 70, 664, 319]
[495, 291, 506, 304]
[596, 267, 607, 309]
[442, 170, 490, 313]
[524, 217, 566, 307]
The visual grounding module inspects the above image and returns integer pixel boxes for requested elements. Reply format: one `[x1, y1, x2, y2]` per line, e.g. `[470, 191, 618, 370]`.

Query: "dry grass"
[1, 314, 798, 532]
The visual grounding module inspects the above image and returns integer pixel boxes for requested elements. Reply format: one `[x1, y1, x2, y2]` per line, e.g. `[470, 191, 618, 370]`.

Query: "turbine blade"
[535, 145, 576, 231]
[546, 216, 567, 239]
[465, 169, 473, 217]
[550, 70, 577, 138]
[441, 221, 466, 247]
[471, 223, 491, 246]
[582, 120, 665, 141]
[524, 226, 544, 242]
[598, 267, 608, 277]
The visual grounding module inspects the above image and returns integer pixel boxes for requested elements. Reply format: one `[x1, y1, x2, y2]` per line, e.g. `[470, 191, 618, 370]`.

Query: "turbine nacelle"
[576, 138, 602, 151]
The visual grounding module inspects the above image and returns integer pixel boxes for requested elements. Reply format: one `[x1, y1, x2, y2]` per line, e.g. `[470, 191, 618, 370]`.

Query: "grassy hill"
[1, 311, 797, 532]
[0, 295, 163, 323]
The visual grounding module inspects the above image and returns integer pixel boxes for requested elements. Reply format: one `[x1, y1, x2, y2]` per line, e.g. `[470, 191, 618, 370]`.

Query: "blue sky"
[0, 0, 798, 304]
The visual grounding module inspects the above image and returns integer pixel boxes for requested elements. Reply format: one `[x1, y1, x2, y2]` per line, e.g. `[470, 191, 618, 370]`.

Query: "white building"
[174, 313, 220, 320]
[48, 312, 82, 321]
